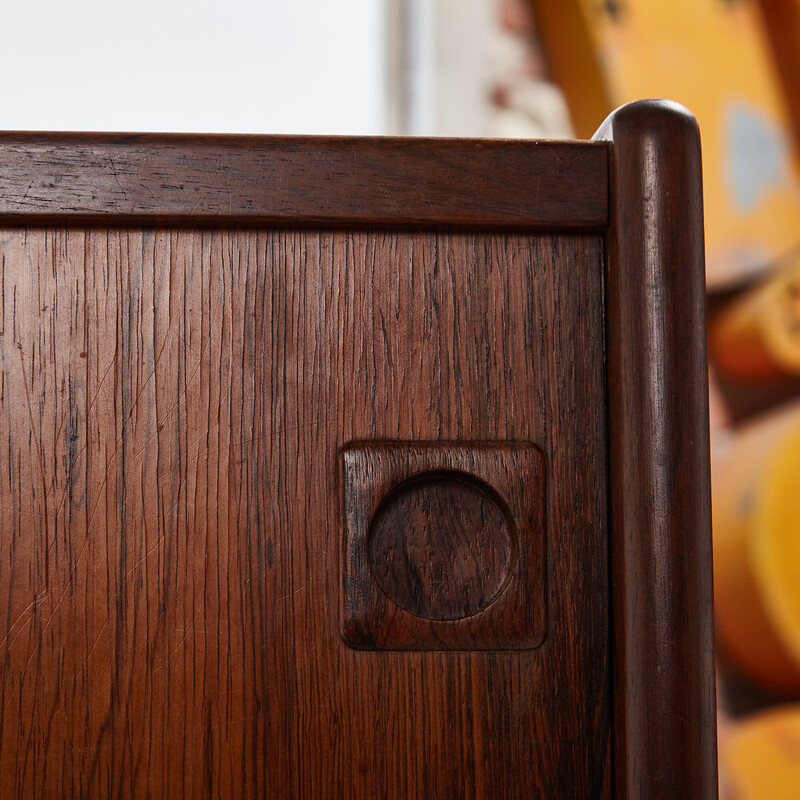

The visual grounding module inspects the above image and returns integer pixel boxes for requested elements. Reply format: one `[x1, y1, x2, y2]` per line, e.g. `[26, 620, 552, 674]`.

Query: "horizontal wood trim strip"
[0, 133, 608, 228]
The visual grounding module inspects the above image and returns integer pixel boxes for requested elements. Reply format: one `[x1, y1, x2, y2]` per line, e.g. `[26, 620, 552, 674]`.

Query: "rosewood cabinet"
[0, 100, 716, 798]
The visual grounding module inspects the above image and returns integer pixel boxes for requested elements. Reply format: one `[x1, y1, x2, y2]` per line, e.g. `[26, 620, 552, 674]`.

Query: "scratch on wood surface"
[0, 225, 610, 798]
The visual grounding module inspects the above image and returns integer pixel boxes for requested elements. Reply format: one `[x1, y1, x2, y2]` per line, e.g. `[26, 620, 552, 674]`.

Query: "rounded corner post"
[596, 100, 718, 799]
[593, 98, 701, 145]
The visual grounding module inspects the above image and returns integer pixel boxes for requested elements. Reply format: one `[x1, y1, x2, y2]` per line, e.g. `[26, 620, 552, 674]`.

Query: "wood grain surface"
[0, 134, 608, 229]
[595, 100, 718, 799]
[340, 440, 547, 651]
[0, 226, 610, 798]
[368, 473, 514, 621]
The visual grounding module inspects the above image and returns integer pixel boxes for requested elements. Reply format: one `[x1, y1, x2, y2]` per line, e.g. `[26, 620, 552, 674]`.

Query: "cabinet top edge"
[0, 135, 609, 230]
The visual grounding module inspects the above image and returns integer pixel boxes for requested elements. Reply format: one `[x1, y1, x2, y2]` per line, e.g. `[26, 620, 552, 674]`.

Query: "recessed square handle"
[339, 441, 547, 651]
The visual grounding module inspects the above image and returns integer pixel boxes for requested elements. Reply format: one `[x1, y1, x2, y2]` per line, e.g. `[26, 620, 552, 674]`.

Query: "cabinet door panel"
[0, 226, 609, 798]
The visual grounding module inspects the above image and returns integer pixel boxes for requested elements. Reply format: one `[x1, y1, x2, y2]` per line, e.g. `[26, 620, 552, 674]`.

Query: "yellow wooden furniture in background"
[530, 0, 800, 290]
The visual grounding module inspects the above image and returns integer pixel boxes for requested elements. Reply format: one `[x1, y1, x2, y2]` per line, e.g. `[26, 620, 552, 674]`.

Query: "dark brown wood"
[0, 114, 718, 798]
[0, 223, 611, 797]
[369, 474, 512, 620]
[0, 133, 608, 229]
[339, 441, 546, 649]
[594, 100, 718, 799]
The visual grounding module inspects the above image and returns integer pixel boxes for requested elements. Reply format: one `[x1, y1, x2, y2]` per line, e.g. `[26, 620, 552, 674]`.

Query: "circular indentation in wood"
[367, 471, 515, 621]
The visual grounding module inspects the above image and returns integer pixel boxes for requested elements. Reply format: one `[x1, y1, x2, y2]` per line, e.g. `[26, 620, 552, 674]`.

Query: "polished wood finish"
[595, 100, 718, 799]
[0, 133, 608, 229]
[340, 441, 546, 650]
[0, 225, 610, 796]
[0, 105, 715, 798]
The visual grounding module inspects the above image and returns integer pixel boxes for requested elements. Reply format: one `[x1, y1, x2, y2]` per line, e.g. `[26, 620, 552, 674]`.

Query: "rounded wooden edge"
[594, 97, 701, 144]
[595, 99, 718, 799]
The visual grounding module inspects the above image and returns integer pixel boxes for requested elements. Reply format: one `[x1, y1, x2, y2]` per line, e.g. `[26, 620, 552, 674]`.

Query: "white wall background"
[0, 0, 386, 134]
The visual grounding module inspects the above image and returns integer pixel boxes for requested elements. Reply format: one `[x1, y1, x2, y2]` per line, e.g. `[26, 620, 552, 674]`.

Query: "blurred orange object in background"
[720, 705, 800, 799]
[711, 254, 800, 381]
[713, 404, 800, 693]
[530, 0, 800, 289]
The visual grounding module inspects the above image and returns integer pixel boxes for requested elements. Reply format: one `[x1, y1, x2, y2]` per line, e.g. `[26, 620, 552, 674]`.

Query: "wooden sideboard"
[0, 101, 716, 798]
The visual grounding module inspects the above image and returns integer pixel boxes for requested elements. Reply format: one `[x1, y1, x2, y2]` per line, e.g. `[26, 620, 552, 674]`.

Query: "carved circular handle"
[367, 471, 516, 621]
